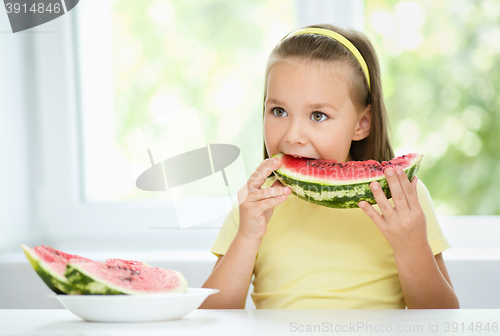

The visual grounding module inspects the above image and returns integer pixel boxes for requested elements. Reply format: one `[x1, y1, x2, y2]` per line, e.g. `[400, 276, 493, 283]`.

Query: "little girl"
[200, 24, 459, 309]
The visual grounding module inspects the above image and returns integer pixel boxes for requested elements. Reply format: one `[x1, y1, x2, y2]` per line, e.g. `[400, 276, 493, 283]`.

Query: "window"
[27, 0, 499, 252]
[365, 0, 500, 216]
[34, 0, 298, 250]
[77, 0, 296, 205]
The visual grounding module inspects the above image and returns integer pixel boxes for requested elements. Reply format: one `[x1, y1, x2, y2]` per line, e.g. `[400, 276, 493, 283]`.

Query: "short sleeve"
[417, 179, 452, 255]
[209, 175, 277, 257]
[210, 204, 240, 257]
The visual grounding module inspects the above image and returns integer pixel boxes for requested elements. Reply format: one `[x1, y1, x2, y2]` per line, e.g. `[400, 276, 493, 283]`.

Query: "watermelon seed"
[119, 276, 133, 281]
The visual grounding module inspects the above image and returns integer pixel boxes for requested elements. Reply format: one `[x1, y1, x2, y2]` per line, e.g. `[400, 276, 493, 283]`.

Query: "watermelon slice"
[21, 245, 91, 294]
[22, 245, 188, 295]
[272, 153, 422, 209]
[65, 260, 188, 295]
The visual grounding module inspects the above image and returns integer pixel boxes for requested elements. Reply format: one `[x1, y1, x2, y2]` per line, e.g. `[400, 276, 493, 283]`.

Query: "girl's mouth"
[284, 153, 317, 160]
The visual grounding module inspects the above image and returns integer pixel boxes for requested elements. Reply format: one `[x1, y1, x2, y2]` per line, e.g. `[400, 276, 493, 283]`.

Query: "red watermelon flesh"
[277, 153, 421, 184]
[105, 258, 150, 268]
[65, 259, 188, 294]
[33, 245, 92, 277]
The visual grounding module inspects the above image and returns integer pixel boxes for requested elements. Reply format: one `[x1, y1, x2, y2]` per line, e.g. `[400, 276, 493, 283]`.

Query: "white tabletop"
[2, 309, 500, 336]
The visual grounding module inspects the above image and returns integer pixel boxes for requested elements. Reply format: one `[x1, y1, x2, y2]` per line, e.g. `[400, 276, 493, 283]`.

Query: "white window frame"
[31, 8, 223, 250]
[29, 0, 500, 252]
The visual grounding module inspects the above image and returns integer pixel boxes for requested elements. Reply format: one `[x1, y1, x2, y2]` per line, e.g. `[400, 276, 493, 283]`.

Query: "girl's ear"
[352, 105, 372, 141]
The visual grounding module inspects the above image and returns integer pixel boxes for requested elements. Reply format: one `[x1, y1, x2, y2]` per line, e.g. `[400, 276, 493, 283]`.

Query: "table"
[1, 309, 499, 335]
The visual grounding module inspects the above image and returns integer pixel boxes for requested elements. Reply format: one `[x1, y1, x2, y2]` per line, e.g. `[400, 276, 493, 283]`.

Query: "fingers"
[384, 168, 409, 211]
[395, 168, 419, 209]
[361, 168, 420, 223]
[248, 186, 291, 202]
[369, 180, 394, 215]
[358, 201, 384, 228]
[245, 186, 291, 212]
[412, 176, 419, 195]
[247, 158, 281, 193]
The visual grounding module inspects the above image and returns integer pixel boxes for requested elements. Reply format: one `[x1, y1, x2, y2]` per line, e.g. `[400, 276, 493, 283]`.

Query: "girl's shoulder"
[416, 178, 432, 201]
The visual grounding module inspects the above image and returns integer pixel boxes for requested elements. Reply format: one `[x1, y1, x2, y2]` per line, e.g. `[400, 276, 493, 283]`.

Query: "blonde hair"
[262, 24, 394, 162]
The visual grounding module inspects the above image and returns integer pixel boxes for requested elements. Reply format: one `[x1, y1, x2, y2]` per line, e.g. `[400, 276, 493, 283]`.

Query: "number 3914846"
[5, 2, 61, 14]
[444, 322, 498, 333]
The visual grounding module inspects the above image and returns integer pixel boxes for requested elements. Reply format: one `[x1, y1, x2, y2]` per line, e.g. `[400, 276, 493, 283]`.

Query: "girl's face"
[264, 58, 371, 162]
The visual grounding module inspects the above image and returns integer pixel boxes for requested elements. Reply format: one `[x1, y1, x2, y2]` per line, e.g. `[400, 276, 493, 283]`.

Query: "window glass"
[366, 0, 500, 215]
[78, 0, 295, 203]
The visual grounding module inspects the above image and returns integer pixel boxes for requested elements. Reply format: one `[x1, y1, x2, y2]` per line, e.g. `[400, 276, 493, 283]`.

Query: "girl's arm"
[392, 241, 459, 309]
[199, 233, 262, 309]
[199, 158, 291, 309]
[359, 168, 460, 309]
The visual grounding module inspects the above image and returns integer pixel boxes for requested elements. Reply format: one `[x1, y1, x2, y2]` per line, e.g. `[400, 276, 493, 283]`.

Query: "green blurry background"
[365, 0, 500, 215]
[108, 0, 500, 215]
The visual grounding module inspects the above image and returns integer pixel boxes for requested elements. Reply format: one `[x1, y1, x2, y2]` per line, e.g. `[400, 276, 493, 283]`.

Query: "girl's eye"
[272, 107, 287, 117]
[311, 111, 328, 122]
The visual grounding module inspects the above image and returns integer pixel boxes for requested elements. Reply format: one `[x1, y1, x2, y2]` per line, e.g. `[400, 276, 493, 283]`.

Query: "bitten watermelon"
[272, 153, 422, 209]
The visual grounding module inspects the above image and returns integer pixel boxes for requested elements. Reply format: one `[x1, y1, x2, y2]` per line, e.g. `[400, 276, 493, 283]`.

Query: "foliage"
[366, 0, 500, 215]
[111, 0, 294, 193]
[110, 0, 500, 214]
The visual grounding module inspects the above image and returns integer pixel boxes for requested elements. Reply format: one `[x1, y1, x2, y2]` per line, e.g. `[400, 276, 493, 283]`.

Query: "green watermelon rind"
[273, 155, 421, 209]
[65, 264, 129, 295]
[21, 245, 82, 295]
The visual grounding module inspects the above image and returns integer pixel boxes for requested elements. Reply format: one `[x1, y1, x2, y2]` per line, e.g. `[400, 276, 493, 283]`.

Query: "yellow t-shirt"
[210, 176, 451, 309]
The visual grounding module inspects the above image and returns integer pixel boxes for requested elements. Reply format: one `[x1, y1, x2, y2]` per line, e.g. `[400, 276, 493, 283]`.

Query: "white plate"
[48, 288, 219, 322]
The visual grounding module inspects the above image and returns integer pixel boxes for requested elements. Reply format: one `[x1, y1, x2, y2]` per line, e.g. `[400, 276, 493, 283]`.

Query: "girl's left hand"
[358, 168, 428, 254]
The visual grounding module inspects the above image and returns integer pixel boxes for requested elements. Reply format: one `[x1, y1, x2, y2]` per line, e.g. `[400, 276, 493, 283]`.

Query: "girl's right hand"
[236, 157, 292, 241]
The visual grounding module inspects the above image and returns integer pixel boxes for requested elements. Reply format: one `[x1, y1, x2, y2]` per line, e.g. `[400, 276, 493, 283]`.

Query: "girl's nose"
[283, 120, 308, 145]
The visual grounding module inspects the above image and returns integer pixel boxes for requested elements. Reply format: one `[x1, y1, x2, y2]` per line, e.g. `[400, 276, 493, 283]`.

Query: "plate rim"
[47, 287, 219, 299]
